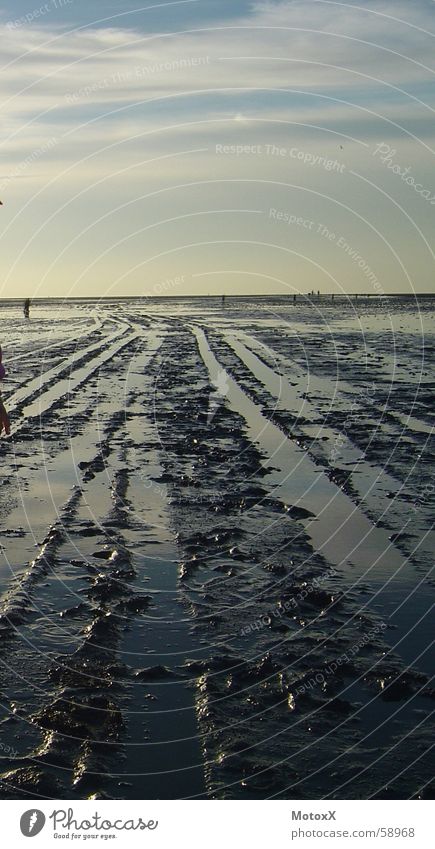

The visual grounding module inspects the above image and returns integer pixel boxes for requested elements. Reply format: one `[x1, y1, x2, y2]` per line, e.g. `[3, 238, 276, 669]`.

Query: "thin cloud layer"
[0, 0, 434, 295]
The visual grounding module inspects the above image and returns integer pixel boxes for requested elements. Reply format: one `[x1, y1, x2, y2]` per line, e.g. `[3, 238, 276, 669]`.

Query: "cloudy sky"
[0, 0, 434, 298]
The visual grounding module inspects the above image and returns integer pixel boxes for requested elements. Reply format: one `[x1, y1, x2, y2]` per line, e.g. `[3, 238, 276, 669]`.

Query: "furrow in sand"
[0, 325, 150, 793]
[116, 341, 206, 799]
[206, 330, 433, 571]
[236, 328, 434, 438]
[228, 328, 434, 557]
[7, 312, 103, 368]
[7, 322, 132, 419]
[213, 325, 433, 526]
[192, 324, 434, 675]
[1, 307, 433, 800]
[0, 467, 130, 798]
[0, 324, 206, 799]
[0, 325, 161, 583]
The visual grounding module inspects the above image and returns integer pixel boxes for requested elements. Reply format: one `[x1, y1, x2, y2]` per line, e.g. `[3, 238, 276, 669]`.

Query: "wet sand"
[0, 296, 433, 799]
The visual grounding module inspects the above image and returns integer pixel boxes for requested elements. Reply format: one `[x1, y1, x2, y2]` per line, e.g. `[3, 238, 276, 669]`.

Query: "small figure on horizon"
[24, 298, 30, 318]
[293, 294, 296, 303]
[222, 294, 226, 308]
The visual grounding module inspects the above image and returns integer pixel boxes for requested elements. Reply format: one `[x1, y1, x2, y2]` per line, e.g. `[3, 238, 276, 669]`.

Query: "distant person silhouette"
[222, 295, 226, 308]
[24, 298, 30, 318]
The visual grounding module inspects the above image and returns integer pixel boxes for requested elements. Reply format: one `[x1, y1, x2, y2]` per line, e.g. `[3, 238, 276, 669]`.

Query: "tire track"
[207, 330, 433, 571]
[148, 325, 434, 799]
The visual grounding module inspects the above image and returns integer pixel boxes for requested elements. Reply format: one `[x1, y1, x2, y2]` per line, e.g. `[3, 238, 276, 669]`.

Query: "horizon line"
[0, 292, 434, 302]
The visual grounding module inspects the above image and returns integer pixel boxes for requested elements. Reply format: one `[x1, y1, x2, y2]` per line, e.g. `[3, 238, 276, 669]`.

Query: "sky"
[0, 0, 434, 298]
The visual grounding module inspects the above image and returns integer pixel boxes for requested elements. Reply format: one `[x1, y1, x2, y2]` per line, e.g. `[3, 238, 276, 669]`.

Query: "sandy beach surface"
[0, 295, 433, 800]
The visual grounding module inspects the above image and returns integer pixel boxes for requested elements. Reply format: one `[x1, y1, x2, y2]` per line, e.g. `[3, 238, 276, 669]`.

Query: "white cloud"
[1, 0, 434, 122]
